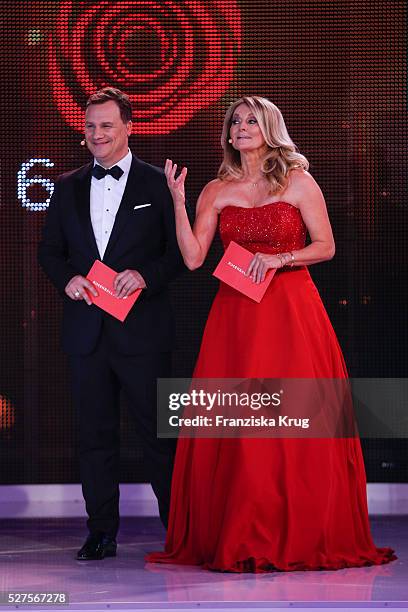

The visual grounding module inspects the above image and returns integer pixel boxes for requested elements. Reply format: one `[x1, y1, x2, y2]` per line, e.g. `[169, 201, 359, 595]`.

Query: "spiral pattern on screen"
[49, 0, 241, 134]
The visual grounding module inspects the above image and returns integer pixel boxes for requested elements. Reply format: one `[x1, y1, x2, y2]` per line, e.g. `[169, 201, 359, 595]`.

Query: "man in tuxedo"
[38, 87, 184, 560]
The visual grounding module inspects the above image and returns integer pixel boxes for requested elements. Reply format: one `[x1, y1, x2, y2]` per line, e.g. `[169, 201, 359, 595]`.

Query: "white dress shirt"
[90, 149, 132, 259]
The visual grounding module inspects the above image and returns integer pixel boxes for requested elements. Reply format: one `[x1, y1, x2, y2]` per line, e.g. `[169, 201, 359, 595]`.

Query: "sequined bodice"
[219, 202, 306, 254]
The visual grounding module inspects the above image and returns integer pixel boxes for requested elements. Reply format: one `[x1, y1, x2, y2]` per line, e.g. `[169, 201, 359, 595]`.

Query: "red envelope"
[86, 260, 141, 322]
[213, 241, 276, 303]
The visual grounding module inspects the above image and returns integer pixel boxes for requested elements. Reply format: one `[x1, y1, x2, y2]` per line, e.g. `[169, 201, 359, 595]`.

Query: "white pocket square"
[133, 203, 151, 210]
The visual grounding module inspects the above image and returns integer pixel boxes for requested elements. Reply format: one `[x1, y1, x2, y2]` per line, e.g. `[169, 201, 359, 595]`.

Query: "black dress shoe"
[76, 533, 117, 560]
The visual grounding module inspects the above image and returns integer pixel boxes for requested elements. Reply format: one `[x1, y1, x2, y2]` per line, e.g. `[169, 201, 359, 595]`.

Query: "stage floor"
[0, 516, 406, 612]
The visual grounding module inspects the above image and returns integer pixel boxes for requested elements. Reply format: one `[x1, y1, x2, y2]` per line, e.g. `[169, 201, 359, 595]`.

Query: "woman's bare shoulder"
[288, 167, 316, 185]
[196, 178, 225, 214]
[197, 178, 227, 208]
[200, 178, 225, 196]
[287, 168, 323, 197]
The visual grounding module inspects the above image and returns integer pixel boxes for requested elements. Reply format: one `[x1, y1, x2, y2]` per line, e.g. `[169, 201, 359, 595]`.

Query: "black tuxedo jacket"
[38, 155, 185, 355]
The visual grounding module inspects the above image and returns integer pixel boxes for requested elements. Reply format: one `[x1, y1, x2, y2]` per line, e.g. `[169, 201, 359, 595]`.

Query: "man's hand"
[65, 275, 98, 305]
[113, 269, 146, 298]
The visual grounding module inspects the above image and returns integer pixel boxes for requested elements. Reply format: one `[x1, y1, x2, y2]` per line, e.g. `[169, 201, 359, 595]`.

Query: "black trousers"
[69, 328, 176, 538]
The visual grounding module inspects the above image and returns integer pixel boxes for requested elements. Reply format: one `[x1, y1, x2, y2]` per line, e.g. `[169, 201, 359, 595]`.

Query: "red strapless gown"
[147, 202, 396, 572]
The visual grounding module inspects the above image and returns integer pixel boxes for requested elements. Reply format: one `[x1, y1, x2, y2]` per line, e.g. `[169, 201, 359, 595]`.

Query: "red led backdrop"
[1, 1, 407, 484]
[49, 0, 241, 134]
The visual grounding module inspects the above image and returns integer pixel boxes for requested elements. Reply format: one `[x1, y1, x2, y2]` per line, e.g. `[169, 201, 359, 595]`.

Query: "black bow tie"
[92, 164, 124, 181]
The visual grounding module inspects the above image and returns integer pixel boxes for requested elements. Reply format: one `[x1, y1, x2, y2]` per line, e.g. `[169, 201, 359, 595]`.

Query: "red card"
[86, 260, 141, 322]
[213, 241, 276, 303]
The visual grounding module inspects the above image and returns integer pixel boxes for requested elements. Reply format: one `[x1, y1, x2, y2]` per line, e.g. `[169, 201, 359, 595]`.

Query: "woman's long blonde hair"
[218, 96, 309, 194]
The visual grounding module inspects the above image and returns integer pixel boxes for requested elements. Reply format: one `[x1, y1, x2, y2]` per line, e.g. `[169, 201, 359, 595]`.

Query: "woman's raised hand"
[165, 159, 188, 208]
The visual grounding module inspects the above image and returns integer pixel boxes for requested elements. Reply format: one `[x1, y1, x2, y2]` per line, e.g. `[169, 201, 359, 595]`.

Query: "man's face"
[85, 100, 132, 167]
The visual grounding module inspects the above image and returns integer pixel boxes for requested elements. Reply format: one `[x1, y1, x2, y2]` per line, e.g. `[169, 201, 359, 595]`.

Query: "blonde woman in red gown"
[146, 97, 395, 572]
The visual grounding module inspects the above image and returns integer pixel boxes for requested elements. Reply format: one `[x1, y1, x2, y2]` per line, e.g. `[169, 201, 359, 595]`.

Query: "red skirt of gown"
[146, 202, 396, 572]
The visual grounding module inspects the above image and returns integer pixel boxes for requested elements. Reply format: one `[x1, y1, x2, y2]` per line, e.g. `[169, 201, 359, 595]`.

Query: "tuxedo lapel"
[74, 163, 100, 259]
[103, 156, 146, 261]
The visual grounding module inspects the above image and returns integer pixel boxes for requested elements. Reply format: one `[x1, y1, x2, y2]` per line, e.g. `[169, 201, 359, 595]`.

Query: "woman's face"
[229, 103, 266, 153]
